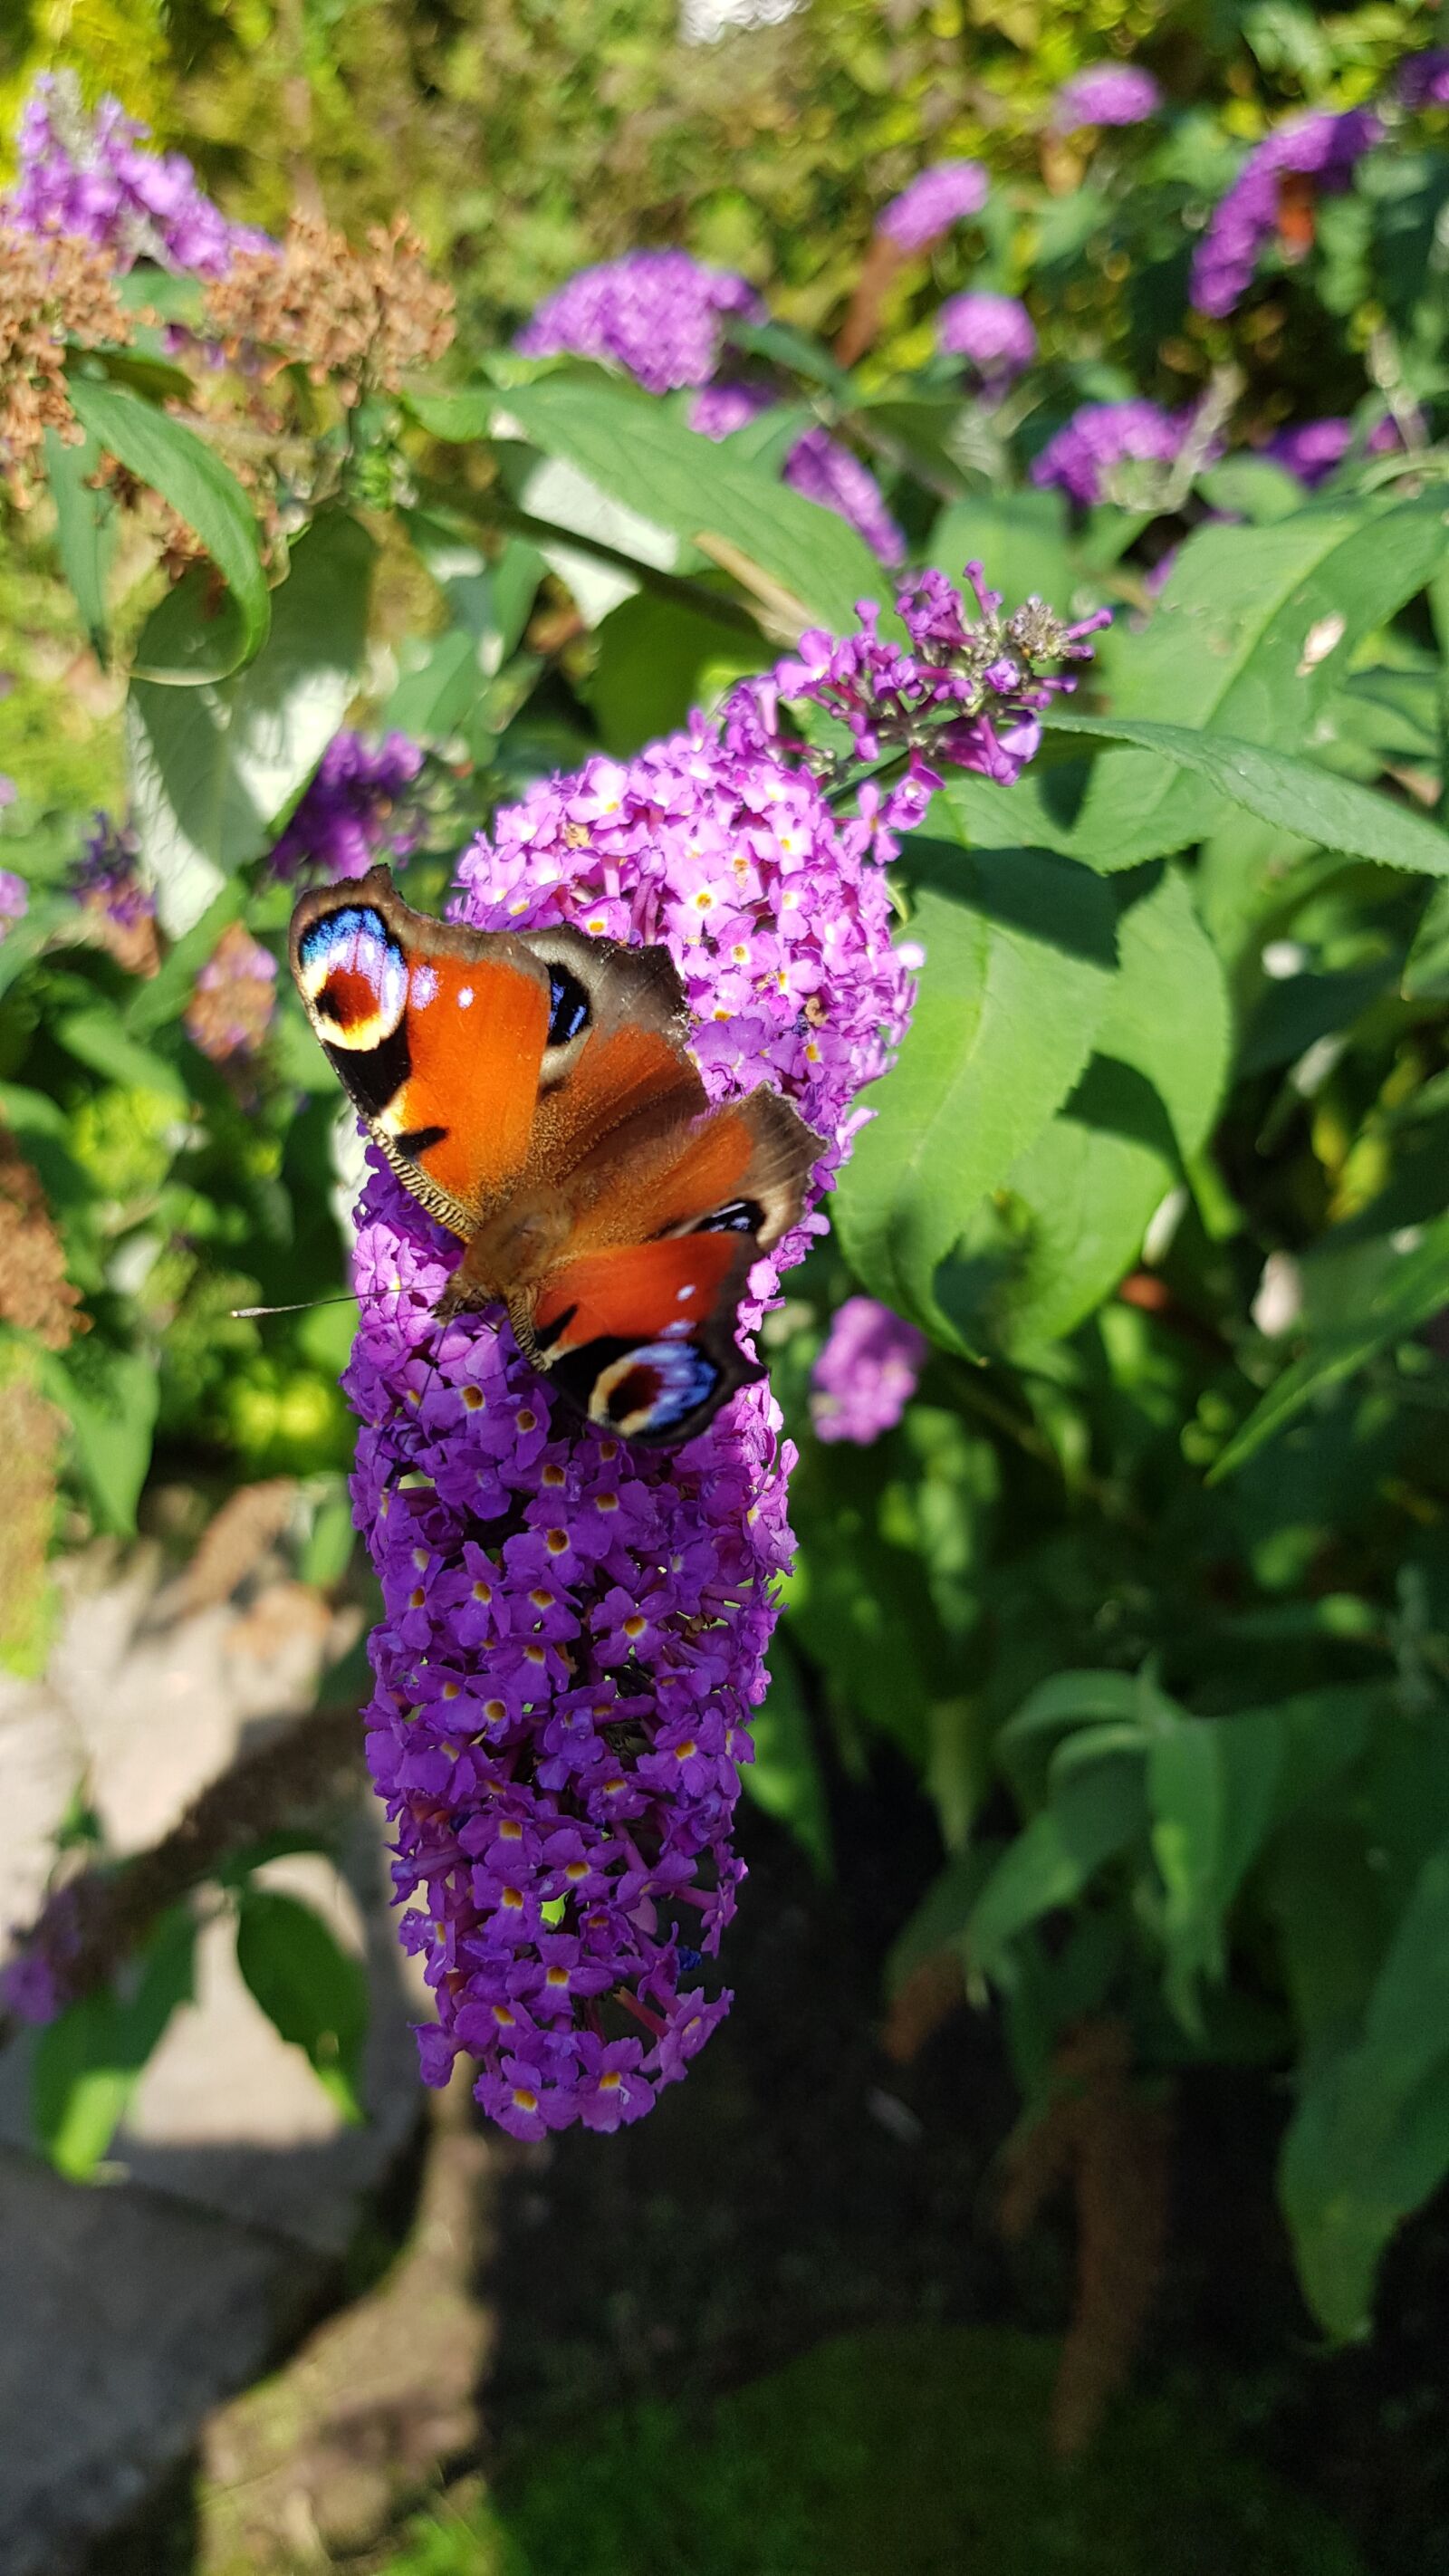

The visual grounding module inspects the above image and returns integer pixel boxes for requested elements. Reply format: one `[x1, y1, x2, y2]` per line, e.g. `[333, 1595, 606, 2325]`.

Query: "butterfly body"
[290, 867, 822, 1444]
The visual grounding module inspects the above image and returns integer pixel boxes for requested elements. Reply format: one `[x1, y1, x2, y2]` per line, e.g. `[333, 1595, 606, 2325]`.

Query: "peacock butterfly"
[289, 865, 823, 1445]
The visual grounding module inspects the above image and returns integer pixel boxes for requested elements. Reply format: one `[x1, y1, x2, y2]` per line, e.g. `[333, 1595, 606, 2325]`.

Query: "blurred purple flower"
[878, 162, 989, 252]
[1031, 398, 1202, 505]
[811, 1296, 926, 1444]
[1264, 415, 1400, 487]
[687, 380, 772, 440]
[1396, 50, 1449, 110]
[1190, 108, 1382, 319]
[937, 290, 1037, 388]
[688, 386, 903, 563]
[1051, 64, 1162, 128]
[783, 428, 905, 564]
[516, 251, 763, 394]
[268, 731, 425, 882]
[0, 870, 26, 939]
[4, 70, 269, 276]
[70, 813, 153, 931]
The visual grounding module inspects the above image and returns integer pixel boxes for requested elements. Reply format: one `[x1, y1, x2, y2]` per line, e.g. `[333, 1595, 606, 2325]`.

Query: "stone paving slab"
[0, 1535, 430, 2571]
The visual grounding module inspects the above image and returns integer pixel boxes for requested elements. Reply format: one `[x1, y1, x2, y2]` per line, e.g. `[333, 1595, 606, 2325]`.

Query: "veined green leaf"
[68, 375, 269, 676]
[833, 842, 1118, 1347]
[1046, 713, 1449, 879]
[32, 1907, 196, 2181]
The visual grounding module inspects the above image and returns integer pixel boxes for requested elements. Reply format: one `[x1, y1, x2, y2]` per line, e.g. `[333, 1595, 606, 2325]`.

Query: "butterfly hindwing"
[517, 1232, 763, 1445]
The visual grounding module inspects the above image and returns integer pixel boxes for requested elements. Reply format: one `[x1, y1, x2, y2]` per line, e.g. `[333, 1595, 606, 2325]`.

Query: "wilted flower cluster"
[516, 250, 763, 394]
[1051, 64, 1162, 129]
[184, 922, 278, 1063]
[877, 161, 989, 252]
[4, 72, 266, 277]
[1189, 108, 1382, 319]
[268, 731, 425, 880]
[0, 224, 130, 504]
[1032, 398, 1201, 506]
[937, 291, 1037, 389]
[810, 1296, 926, 1445]
[205, 212, 454, 404]
[772, 565, 1108, 803]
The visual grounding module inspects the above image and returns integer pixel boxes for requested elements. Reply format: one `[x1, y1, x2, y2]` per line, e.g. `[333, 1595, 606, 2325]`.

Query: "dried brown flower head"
[0, 1127, 87, 1350]
[0, 1365, 62, 1670]
[204, 212, 453, 408]
[0, 226, 130, 506]
[184, 919, 277, 1064]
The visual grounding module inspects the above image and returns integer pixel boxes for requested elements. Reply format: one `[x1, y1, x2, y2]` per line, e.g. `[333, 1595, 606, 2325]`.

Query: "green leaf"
[67, 375, 269, 676]
[418, 377, 892, 632]
[41, 1341, 159, 1535]
[997, 1668, 1147, 1759]
[742, 1636, 833, 1877]
[966, 1753, 1147, 1979]
[53, 1005, 187, 1105]
[1281, 1831, 1449, 2337]
[926, 486, 1076, 610]
[1211, 1209, 1449, 1478]
[32, 1906, 197, 2181]
[1147, 1707, 1284, 2034]
[984, 867, 1232, 1350]
[947, 496, 1449, 867]
[44, 423, 117, 658]
[1046, 712, 1449, 879]
[833, 841, 1118, 1346]
[1195, 457, 1306, 524]
[235, 1886, 369, 2123]
[588, 589, 766, 755]
[124, 879, 246, 1035]
[127, 511, 376, 934]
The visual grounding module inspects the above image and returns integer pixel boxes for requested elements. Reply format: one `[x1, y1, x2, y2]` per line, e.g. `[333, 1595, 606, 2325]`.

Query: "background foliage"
[10, 0, 1449, 2425]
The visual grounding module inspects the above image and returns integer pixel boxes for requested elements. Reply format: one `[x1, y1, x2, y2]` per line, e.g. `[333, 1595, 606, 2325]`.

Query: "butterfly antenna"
[231, 1291, 361, 1320]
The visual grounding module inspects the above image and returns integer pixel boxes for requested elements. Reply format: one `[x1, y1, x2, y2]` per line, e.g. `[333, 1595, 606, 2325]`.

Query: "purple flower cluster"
[1264, 415, 1399, 487]
[687, 384, 905, 563]
[515, 251, 763, 395]
[0, 870, 26, 939]
[342, 597, 983, 2134]
[1031, 398, 1200, 506]
[773, 567, 1107, 804]
[1189, 108, 1382, 319]
[1051, 64, 1162, 129]
[810, 1296, 926, 1444]
[4, 72, 267, 277]
[184, 921, 277, 1062]
[782, 428, 905, 565]
[878, 162, 989, 252]
[268, 731, 425, 882]
[937, 290, 1037, 389]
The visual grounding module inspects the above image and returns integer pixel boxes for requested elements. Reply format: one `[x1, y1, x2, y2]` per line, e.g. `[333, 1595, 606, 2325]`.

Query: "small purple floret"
[878, 162, 989, 252]
[1264, 415, 1400, 487]
[1051, 64, 1162, 129]
[811, 1297, 927, 1444]
[937, 290, 1037, 388]
[0, 870, 26, 938]
[516, 251, 764, 394]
